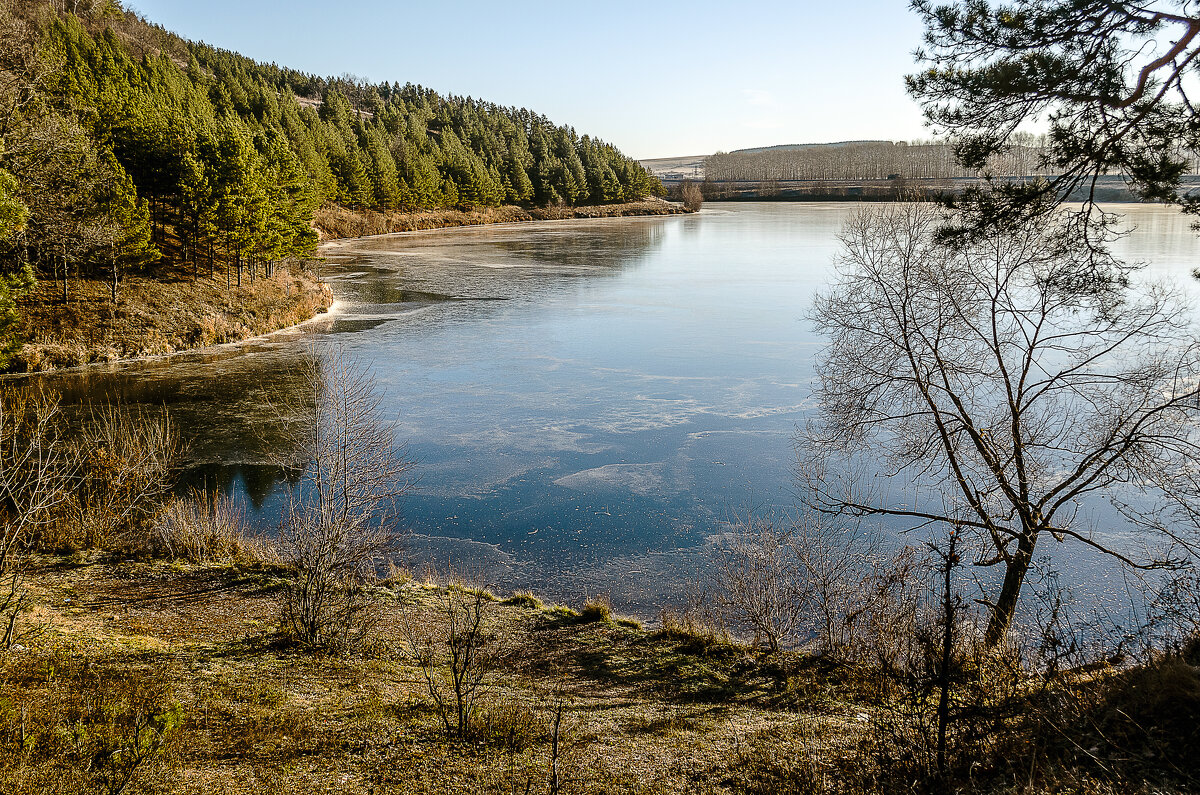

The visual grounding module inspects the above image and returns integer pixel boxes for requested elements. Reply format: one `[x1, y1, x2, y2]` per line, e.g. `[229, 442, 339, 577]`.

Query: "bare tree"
[0, 385, 70, 571]
[0, 385, 72, 653]
[801, 202, 1200, 647]
[272, 342, 414, 653]
[400, 571, 498, 739]
[712, 509, 921, 657]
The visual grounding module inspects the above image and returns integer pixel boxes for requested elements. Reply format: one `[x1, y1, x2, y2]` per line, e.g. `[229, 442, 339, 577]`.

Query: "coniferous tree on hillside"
[0, 0, 664, 350]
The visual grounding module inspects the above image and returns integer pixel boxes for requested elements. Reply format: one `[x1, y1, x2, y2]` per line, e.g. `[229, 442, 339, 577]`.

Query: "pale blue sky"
[128, 1, 931, 159]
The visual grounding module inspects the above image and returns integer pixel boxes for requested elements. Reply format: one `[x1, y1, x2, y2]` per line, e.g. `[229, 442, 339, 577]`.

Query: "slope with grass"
[3, 554, 1197, 794]
[10, 262, 332, 373]
[2, 556, 854, 794]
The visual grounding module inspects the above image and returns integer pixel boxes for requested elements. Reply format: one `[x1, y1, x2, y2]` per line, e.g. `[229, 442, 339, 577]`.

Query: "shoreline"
[9, 199, 690, 377]
[9, 263, 335, 377]
[314, 197, 691, 241]
[2, 299, 344, 380]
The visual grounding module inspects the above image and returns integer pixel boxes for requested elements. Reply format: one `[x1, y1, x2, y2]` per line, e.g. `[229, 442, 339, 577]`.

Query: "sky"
[127, 0, 932, 160]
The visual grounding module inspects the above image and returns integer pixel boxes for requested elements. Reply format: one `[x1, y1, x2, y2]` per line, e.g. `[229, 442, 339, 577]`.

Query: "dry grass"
[1, 557, 1193, 794]
[11, 262, 332, 373]
[154, 491, 279, 566]
[314, 198, 690, 241]
[0, 558, 842, 795]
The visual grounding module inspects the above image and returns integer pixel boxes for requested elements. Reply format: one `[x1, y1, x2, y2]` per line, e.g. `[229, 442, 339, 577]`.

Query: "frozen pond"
[43, 203, 1200, 615]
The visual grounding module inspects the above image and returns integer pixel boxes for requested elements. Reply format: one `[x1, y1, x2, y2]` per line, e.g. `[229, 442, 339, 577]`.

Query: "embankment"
[314, 197, 690, 240]
[12, 263, 333, 373]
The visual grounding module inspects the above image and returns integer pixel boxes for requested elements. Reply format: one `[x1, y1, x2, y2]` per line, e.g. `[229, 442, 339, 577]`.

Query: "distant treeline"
[0, 0, 663, 355]
[703, 137, 1200, 183]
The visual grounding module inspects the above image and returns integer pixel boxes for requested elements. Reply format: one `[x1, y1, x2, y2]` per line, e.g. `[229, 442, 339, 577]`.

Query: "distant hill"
[726, 141, 892, 155]
[639, 142, 897, 182]
[0, 1, 665, 278]
[638, 155, 706, 181]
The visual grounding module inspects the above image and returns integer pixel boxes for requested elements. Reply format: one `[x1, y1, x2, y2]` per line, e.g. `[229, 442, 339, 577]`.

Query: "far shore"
[314, 197, 691, 241]
[8, 198, 691, 376]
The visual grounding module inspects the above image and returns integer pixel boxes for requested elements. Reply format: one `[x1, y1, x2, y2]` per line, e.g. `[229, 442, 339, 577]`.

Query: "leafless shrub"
[0, 568, 42, 651]
[0, 386, 70, 650]
[0, 385, 70, 571]
[711, 515, 806, 652]
[678, 179, 703, 211]
[0, 655, 182, 795]
[710, 509, 920, 658]
[279, 510, 390, 654]
[69, 402, 180, 551]
[400, 571, 500, 739]
[153, 489, 277, 565]
[1142, 568, 1200, 656]
[270, 342, 414, 653]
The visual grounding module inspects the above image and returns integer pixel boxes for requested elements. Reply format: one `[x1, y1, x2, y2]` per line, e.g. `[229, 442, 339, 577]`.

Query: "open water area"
[43, 202, 1200, 617]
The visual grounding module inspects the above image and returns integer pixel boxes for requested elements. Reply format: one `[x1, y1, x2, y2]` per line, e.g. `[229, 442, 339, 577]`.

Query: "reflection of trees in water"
[174, 463, 299, 513]
[330, 219, 672, 306]
[486, 220, 669, 272]
[28, 346, 321, 517]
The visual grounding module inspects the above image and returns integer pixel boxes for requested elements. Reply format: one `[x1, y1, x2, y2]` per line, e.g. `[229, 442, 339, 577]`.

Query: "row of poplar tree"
[0, 0, 663, 310]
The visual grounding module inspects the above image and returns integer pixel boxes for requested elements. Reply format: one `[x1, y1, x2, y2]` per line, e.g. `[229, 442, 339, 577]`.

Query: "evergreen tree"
[85, 151, 157, 300]
[0, 168, 26, 241]
[908, 1, 1200, 227]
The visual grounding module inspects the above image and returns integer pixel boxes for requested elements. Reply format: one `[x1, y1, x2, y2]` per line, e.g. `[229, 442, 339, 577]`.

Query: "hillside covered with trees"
[0, 0, 664, 369]
[703, 137, 1200, 184]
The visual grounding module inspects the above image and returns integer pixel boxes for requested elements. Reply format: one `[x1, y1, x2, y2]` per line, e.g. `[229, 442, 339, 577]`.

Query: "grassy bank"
[2, 552, 1196, 795]
[314, 198, 691, 241]
[9, 199, 686, 374]
[3, 556, 842, 795]
[11, 263, 332, 373]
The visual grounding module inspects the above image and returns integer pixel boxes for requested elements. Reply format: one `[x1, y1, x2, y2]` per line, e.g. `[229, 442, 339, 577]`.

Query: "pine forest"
[0, 0, 664, 367]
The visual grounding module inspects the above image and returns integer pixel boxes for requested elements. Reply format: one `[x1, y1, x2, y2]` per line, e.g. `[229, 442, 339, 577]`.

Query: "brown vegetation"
[271, 344, 413, 654]
[313, 198, 691, 241]
[0, 552, 1193, 795]
[10, 261, 331, 373]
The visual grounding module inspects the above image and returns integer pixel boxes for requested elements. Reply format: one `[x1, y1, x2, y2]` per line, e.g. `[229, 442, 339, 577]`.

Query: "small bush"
[673, 179, 704, 212]
[503, 591, 543, 610]
[154, 489, 276, 564]
[580, 596, 612, 624]
[543, 605, 580, 621]
[400, 573, 501, 739]
[471, 697, 542, 751]
[0, 654, 182, 794]
[65, 403, 180, 553]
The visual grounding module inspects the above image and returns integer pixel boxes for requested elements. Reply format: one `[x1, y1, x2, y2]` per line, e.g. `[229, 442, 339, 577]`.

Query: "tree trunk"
[936, 530, 959, 778]
[983, 531, 1036, 647]
[110, 242, 117, 303]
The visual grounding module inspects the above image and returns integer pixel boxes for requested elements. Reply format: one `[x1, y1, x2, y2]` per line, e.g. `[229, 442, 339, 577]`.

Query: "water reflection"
[45, 343, 321, 519]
